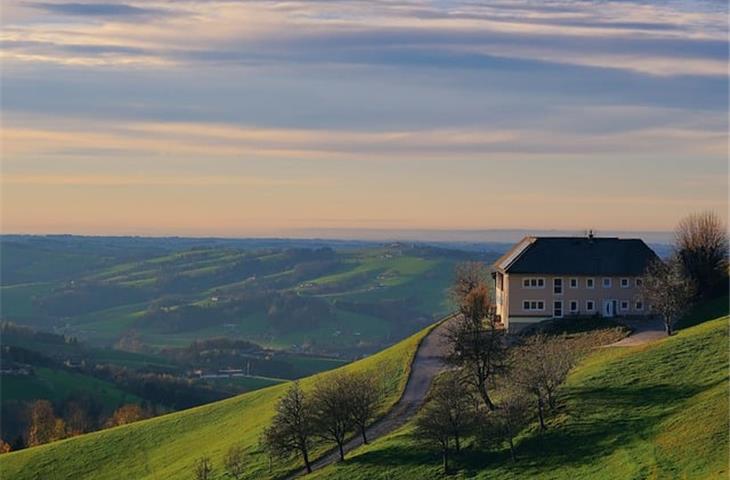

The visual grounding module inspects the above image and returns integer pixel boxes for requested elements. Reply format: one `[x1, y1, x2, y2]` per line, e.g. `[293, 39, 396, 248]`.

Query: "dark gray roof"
[494, 236, 659, 276]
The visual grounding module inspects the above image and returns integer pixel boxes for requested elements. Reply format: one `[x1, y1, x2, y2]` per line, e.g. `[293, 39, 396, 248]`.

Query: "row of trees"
[1, 400, 151, 452]
[261, 370, 382, 473]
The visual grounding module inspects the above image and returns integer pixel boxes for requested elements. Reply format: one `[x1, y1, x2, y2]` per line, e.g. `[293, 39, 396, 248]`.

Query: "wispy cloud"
[1, 0, 726, 233]
[3, 0, 726, 76]
[1, 172, 329, 187]
[2, 114, 725, 163]
[27, 2, 170, 19]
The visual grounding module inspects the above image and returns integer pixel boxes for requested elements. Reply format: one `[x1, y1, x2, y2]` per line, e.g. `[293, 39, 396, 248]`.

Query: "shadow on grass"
[349, 382, 715, 476]
[676, 296, 729, 330]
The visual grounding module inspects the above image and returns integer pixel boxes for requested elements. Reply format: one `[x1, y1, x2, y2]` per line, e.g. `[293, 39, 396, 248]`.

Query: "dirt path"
[288, 315, 457, 478]
[609, 317, 666, 346]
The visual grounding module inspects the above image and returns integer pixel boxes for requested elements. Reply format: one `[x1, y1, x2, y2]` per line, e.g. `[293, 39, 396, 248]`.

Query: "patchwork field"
[1, 237, 489, 356]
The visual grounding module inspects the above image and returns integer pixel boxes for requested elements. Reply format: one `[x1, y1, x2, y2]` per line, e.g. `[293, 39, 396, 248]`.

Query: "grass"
[0, 282, 54, 318]
[1, 367, 141, 407]
[311, 312, 729, 480]
[0, 319, 439, 479]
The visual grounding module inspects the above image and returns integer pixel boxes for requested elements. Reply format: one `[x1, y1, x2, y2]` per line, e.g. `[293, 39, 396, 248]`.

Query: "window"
[586, 278, 595, 289]
[569, 278, 578, 288]
[553, 278, 563, 295]
[523, 277, 545, 289]
[635, 301, 644, 311]
[553, 300, 563, 318]
[603, 278, 612, 288]
[569, 300, 578, 313]
[523, 300, 545, 311]
[621, 278, 630, 288]
[620, 301, 629, 311]
[635, 278, 643, 287]
[586, 300, 595, 312]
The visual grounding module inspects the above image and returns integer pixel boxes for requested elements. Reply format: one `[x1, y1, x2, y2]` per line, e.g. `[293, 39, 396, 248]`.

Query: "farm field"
[1, 236, 492, 357]
[0, 367, 141, 406]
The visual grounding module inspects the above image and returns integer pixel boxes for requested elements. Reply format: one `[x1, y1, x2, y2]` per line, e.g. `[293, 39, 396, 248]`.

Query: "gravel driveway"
[288, 315, 456, 478]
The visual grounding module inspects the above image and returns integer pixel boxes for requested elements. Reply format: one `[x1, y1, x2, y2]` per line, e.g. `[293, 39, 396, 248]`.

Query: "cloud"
[1, 173, 329, 187]
[2, 114, 725, 168]
[3, 0, 726, 78]
[28, 2, 166, 18]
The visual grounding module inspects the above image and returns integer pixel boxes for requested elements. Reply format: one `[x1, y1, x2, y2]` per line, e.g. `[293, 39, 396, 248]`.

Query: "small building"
[493, 235, 658, 332]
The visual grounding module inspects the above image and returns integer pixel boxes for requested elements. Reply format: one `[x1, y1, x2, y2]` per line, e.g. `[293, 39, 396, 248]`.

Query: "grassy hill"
[0, 320, 440, 479]
[311, 311, 729, 479]
[1, 367, 141, 406]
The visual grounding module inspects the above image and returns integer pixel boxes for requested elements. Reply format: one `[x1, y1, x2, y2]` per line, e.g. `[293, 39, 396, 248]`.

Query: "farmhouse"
[493, 234, 658, 332]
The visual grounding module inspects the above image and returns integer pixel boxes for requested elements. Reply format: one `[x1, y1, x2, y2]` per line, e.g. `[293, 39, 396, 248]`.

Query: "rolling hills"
[1, 237, 487, 356]
[2, 305, 727, 479]
[0, 320, 440, 479]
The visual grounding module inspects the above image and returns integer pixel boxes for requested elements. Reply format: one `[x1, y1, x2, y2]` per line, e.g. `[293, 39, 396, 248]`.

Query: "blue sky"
[1, 0, 727, 236]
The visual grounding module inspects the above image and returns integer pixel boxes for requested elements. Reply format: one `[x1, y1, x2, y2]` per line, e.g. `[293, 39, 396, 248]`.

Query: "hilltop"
[311, 306, 729, 479]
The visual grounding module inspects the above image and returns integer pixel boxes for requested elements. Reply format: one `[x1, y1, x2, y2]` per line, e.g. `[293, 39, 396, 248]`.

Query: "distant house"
[492, 235, 658, 332]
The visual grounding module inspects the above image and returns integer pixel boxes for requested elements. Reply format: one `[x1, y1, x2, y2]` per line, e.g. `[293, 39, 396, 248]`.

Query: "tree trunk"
[509, 437, 516, 462]
[546, 390, 555, 410]
[478, 382, 496, 411]
[360, 425, 368, 444]
[442, 447, 449, 474]
[337, 441, 345, 461]
[664, 317, 673, 336]
[537, 397, 546, 430]
[454, 432, 461, 453]
[303, 449, 312, 473]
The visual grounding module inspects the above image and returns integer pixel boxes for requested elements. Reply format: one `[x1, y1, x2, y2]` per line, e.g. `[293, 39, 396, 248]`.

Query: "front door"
[603, 299, 615, 317]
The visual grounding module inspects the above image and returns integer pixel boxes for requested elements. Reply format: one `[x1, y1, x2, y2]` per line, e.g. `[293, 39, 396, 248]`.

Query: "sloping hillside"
[311, 313, 729, 479]
[0, 322, 440, 479]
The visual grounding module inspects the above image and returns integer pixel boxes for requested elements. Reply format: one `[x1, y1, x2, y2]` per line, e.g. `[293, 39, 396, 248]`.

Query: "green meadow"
[312, 309, 729, 480]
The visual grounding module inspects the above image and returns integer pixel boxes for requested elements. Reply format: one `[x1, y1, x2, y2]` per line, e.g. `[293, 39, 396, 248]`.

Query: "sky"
[1, 0, 728, 238]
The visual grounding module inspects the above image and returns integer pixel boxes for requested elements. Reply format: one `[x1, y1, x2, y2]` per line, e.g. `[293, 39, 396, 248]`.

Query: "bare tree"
[446, 284, 507, 411]
[193, 456, 213, 480]
[488, 389, 531, 461]
[511, 334, 578, 429]
[223, 445, 246, 480]
[641, 257, 695, 336]
[262, 382, 315, 473]
[429, 371, 474, 453]
[452, 261, 490, 306]
[343, 371, 382, 445]
[675, 211, 729, 299]
[311, 373, 354, 462]
[414, 399, 454, 474]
